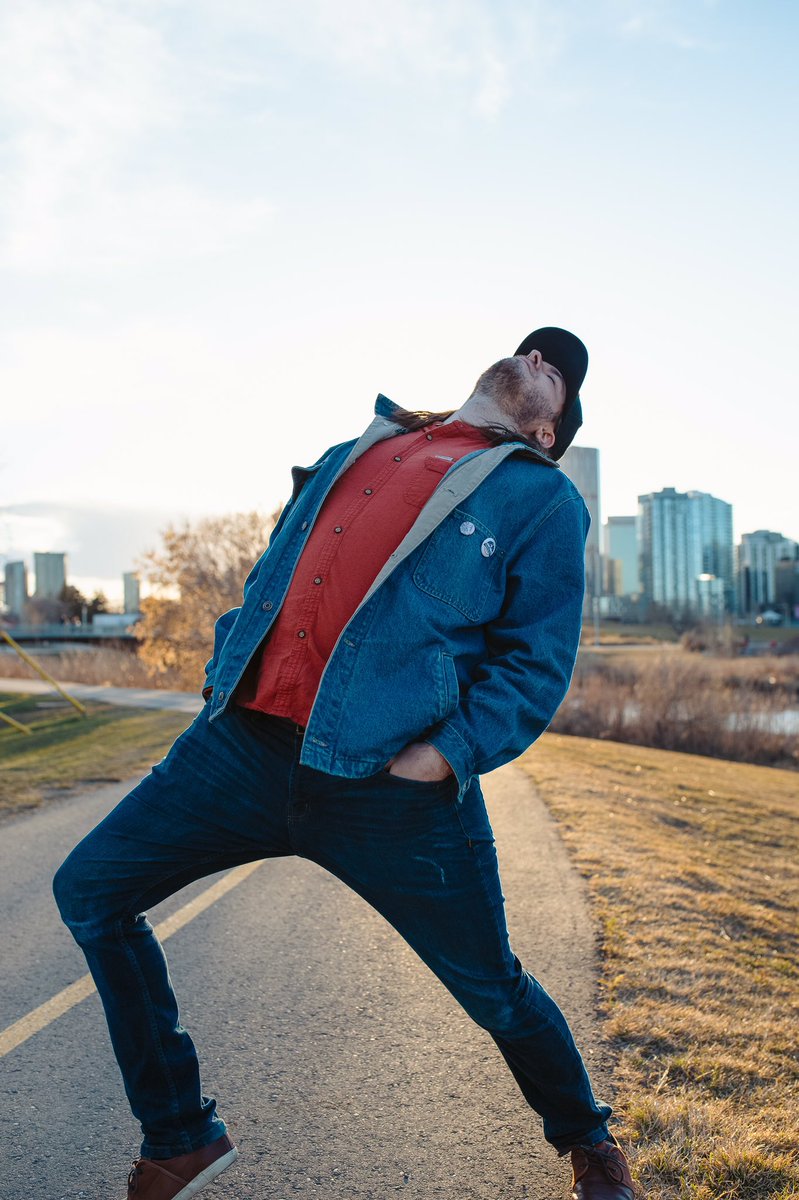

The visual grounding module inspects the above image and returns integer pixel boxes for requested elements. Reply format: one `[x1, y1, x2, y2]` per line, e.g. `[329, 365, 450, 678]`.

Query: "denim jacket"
[204, 394, 590, 801]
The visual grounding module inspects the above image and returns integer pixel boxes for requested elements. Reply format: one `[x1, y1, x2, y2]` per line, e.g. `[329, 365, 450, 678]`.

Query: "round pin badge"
[481, 537, 496, 557]
[459, 521, 476, 535]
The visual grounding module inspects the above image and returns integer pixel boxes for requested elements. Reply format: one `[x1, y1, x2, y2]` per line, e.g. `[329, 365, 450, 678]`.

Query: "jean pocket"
[379, 767, 456, 790]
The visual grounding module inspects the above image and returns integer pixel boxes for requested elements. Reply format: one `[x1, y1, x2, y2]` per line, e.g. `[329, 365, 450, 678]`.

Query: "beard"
[474, 357, 560, 430]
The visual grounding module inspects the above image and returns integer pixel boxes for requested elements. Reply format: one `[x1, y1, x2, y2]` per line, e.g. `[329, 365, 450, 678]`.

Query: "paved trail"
[0, 743, 613, 1199]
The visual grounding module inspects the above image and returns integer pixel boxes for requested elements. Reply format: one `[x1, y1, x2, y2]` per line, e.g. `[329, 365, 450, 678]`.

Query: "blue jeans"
[53, 704, 611, 1159]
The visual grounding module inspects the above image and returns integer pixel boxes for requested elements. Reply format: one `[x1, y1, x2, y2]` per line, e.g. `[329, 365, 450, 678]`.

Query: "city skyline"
[1, 3, 796, 562]
[2, 454, 796, 612]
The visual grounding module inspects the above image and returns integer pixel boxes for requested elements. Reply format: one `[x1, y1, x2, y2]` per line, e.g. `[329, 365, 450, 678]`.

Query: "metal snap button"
[301, 521, 308, 530]
[262, 600, 272, 610]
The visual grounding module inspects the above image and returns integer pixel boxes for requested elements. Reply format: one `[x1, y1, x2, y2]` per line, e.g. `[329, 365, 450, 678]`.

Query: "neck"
[444, 390, 523, 435]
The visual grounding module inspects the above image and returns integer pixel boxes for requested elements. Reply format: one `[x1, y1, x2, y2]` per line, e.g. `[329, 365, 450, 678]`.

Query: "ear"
[533, 425, 556, 449]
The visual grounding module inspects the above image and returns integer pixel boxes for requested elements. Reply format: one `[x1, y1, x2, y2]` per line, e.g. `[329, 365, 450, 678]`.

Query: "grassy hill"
[521, 735, 798, 1200]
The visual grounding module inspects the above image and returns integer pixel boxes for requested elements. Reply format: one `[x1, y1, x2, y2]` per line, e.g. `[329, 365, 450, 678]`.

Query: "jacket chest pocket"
[413, 507, 504, 622]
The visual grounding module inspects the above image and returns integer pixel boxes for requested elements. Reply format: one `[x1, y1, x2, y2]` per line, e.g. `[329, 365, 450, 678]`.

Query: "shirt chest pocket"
[404, 454, 453, 509]
[412, 507, 504, 622]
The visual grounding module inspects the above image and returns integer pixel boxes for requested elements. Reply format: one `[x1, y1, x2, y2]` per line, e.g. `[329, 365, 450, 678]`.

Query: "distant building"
[560, 446, 601, 608]
[123, 571, 141, 613]
[687, 491, 735, 611]
[603, 516, 639, 596]
[33, 551, 67, 600]
[774, 558, 799, 621]
[737, 530, 797, 615]
[3, 561, 29, 617]
[637, 487, 734, 619]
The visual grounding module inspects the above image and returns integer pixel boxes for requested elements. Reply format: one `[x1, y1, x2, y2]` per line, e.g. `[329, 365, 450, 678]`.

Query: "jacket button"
[262, 600, 273, 610]
[364, 488, 373, 495]
[298, 630, 307, 638]
[301, 521, 308, 530]
[334, 525, 343, 533]
[218, 690, 225, 701]
[313, 576, 322, 585]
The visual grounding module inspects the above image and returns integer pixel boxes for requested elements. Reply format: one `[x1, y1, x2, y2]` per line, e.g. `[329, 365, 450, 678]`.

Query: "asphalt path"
[0, 677, 200, 713]
[0, 756, 614, 1200]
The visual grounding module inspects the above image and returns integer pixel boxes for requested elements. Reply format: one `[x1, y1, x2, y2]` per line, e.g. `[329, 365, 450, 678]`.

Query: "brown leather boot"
[569, 1136, 635, 1199]
[126, 1133, 238, 1199]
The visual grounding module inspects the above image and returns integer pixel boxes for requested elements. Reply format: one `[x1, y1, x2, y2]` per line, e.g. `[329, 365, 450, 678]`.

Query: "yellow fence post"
[0, 629, 88, 716]
[0, 708, 33, 734]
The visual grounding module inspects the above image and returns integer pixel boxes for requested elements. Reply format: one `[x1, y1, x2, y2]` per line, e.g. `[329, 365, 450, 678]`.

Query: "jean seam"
[119, 851, 223, 1153]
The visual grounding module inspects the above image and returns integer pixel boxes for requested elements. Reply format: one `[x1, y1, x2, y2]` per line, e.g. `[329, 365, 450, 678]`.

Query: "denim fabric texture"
[54, 705, 612, 1157]
[203, 395, 590, 801]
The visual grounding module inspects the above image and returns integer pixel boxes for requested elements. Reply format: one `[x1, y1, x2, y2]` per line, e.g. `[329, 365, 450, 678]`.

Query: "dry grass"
[0, 691, 191, 813]
[0, 646, 184, 689]
[554, 651, 799, 769]
[519, 734, 799, 1199]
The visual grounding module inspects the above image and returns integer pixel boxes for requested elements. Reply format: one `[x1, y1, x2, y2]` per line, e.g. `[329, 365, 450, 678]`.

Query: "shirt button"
[334, 525, 343, 533]
[301, 521, 308, 530]
[364, 488, 373, 495]
[297, 630, 306, 638]
[313, 576, 322, 585]
[426, 433, 433, 440]
[394, 455, 401, 462]
[262, 600, 273, 611]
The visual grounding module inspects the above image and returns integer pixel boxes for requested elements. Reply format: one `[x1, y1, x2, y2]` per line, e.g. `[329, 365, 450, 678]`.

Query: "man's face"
[472, 350, 567, 449]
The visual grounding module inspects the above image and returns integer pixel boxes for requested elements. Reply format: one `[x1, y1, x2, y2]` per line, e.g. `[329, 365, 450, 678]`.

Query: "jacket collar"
[372, 393, 558, 469]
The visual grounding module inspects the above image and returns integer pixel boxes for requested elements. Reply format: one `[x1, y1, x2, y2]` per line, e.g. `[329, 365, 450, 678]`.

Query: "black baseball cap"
[514, 326, 588, 460]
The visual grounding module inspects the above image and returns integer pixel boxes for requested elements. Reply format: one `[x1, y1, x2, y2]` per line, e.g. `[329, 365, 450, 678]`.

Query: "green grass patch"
[0, 691, 193, 813]
[520, 734, 799, 1200]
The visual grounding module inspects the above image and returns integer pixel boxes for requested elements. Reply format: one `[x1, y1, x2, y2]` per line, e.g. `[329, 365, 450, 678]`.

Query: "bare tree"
[136, 509, 279, 689]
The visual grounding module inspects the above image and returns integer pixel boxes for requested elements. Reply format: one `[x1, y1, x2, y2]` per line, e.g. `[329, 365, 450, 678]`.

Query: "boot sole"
[171, 1147, 239, 1199]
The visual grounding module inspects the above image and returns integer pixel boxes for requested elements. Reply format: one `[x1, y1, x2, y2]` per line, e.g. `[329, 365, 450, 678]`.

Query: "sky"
[1, 0, 797, 604]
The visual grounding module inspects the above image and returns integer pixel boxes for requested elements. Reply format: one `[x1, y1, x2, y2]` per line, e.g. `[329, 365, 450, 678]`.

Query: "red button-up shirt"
[235, 419, 492, 725]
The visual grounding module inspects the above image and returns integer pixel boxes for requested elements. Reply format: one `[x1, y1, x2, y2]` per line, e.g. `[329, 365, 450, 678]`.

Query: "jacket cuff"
[425, 718, 476, 795]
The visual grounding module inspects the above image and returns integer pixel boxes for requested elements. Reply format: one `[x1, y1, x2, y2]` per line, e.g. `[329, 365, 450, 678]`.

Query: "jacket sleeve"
[425, 494, 589, 786]
[201, 440, 350, 698]
[201, 495, 299, 698]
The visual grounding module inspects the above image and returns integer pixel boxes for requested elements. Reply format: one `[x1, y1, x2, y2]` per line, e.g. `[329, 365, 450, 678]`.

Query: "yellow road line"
[0, 860, 263, 1059]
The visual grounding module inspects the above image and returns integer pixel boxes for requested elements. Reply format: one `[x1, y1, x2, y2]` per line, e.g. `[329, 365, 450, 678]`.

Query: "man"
[54, 327, 635, 1200]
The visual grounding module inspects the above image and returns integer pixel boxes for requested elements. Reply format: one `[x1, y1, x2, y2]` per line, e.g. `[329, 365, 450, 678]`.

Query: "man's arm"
[202, 440, 351, 700]
[201, 495, 299, 699]
[422, 494, 589, 787]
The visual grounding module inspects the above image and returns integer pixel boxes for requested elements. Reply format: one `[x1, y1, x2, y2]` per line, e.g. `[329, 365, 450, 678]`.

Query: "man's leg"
[53, 705, 296, 1161]
[288, 765, 612, 1154]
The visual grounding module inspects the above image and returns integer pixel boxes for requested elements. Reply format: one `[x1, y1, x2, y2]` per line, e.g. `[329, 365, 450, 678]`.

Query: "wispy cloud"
[0, 1, 273, 273]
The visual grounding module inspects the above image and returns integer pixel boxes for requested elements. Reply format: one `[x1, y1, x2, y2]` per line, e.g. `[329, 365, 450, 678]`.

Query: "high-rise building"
[560, 446, 601, 606]
[775, 558, 799, 620]
[687, 491, 735, 611]
[603, 516, 639, 596]
[33, 551, 67, 599]
[3, 561, 29, 617]
[123, 572, 141, 613]
[637, 488, 733, 618]
[737, 530, 797, 615]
